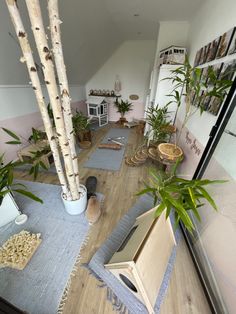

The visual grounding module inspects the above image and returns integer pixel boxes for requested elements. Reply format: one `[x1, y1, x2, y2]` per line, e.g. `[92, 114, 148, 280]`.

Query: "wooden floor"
[14, 124, 211, 314]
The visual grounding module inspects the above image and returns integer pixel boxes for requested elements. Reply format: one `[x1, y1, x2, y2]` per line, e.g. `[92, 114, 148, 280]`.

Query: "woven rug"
[0, 180, 102, 314]
[85, 194, 181, 314]
[83, 128, 131, 171]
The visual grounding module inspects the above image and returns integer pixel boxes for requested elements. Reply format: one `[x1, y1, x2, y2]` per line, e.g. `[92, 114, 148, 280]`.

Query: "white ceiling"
[105, 0, 205, 39]
[0, 0, 205, 85]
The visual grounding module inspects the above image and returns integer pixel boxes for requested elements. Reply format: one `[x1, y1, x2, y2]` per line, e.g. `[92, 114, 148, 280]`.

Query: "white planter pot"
[0, 190, 20, 227]
[61, 184, 87, 215]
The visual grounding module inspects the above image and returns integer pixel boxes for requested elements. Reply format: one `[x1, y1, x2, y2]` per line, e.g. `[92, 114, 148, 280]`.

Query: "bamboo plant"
[165, 56, 233, 142]
[145, 105, 173, 144]
[0, 154, 42, 206]
[137, 163, 225, 233]
[5, 0, 82, 202]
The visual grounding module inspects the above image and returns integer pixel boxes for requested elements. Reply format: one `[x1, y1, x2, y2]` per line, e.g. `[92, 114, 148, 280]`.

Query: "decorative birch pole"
[5, 0, 70, 199]
[24, 0, 79, 200]
[48, 0, 79, 188]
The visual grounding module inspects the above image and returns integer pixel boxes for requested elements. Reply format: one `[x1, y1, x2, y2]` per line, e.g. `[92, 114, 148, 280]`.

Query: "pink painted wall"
[71, 100, 87, 115]
[0, 101, 87, 163]
[0, 112, 43, 162]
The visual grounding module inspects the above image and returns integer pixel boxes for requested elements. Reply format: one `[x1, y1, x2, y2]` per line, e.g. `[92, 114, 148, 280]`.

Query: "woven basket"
[158, 143, 183, 161]
[79, 141, 91, 149]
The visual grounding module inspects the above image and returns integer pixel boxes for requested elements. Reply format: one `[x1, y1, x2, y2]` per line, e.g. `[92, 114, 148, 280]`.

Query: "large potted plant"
[0, 154, 42, 227]
[137, 163, 224, 233]
[114, 99, 133, 125]
[72, 110, 91, 144]
[6, 0, 87, 215]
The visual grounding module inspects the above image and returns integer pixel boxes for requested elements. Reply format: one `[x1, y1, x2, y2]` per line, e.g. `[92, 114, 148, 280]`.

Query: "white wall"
[86, 40, 156, 121]
[0, 85, 86, 121]
[177, 0, 236, 148]
[188, 0, 236, 63]
[156, 21, 190, 53]
[149, 21, 190, 109]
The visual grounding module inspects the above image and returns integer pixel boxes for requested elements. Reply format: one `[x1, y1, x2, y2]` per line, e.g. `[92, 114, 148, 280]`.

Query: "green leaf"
[13, 189, 43, 203]
[136, 187, 155, 196]
[5, 141, 21, 145]
[39, 161, 48, 170]
[197, 186, 218, 210]
[2, 128, 21, 141]
[188, 187, 196, 208]
[154, 202, 166, 218]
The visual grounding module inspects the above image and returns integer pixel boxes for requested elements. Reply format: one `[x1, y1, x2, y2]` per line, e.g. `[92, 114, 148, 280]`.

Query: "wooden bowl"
[79, 141, 92, 149]
[158, 143, 183, 161]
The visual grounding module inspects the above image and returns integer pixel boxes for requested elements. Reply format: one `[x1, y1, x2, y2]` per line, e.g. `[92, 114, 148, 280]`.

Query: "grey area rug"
[85, 194, 181, 314]
[0, 180, 102, 314]
[83, 128, 131, 171]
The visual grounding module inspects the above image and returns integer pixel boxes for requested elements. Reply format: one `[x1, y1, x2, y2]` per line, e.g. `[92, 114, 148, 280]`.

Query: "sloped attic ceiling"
[0, 0, 204, 85]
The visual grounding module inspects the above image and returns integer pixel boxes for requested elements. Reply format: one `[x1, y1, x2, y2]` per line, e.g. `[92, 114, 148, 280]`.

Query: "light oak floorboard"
[14, 124, 211, 314]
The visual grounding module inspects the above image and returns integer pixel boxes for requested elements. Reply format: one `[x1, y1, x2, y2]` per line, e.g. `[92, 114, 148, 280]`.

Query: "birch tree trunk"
[25, 0, 79, 200]
[48, 0, 79, 188]
[5, 0, 71, 199]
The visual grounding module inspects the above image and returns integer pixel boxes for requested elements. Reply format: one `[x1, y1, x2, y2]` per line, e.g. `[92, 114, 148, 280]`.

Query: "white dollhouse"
[86, 96, 109, 127]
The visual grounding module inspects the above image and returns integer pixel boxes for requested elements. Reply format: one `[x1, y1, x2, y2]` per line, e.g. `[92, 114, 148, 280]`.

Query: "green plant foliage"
[114, 99, 133, 117]
[28, 128, 47, 144]
[0, 154, 43, 206]
[137, 162, 225, 233]
[47, 103, 55, 127]
[145, 105, 172, 143]
[2, 128, 21, 145]
[165, 56, 233, 115]
[2, 127, 50, 180]
[72, 110, 91, 134]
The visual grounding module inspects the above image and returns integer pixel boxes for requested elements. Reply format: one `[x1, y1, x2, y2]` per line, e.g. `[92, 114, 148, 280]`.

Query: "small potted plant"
[137, 162, 224, 233]
[0, 154, 42, 227]
[145, 104, 176, 145]
[114, 99, 133, 125]
[72, 110, 91, 147]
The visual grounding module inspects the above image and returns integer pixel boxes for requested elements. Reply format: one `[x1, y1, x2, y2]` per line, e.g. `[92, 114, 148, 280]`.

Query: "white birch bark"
[48, 0, 80, 188]
[5, 0, 71, 199]
[25, 0, 79, 200]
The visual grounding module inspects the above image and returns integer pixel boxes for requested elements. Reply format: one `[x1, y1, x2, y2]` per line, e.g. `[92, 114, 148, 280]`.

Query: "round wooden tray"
[158, 143, 183, 161]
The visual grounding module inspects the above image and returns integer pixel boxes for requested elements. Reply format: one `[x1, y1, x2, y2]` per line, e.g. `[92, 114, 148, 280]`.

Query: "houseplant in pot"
[159, 56, 233, 161]
[114, 99, 133, 125]
[145, 104, 179, 161]
[6, 0, 87, 215]
[0, 154, 43, 227]
[72, 110, 91, 147]
[137, 162, 225, 233]
[145, 104, 176, 145]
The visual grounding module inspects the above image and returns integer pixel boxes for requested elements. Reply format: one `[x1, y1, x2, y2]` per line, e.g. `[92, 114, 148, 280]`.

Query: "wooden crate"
[105, 207, 176, 314]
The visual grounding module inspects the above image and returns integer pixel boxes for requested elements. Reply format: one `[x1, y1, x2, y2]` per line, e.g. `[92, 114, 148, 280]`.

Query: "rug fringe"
[57, 232, 90, 314]
[107, 287, 130, 314]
